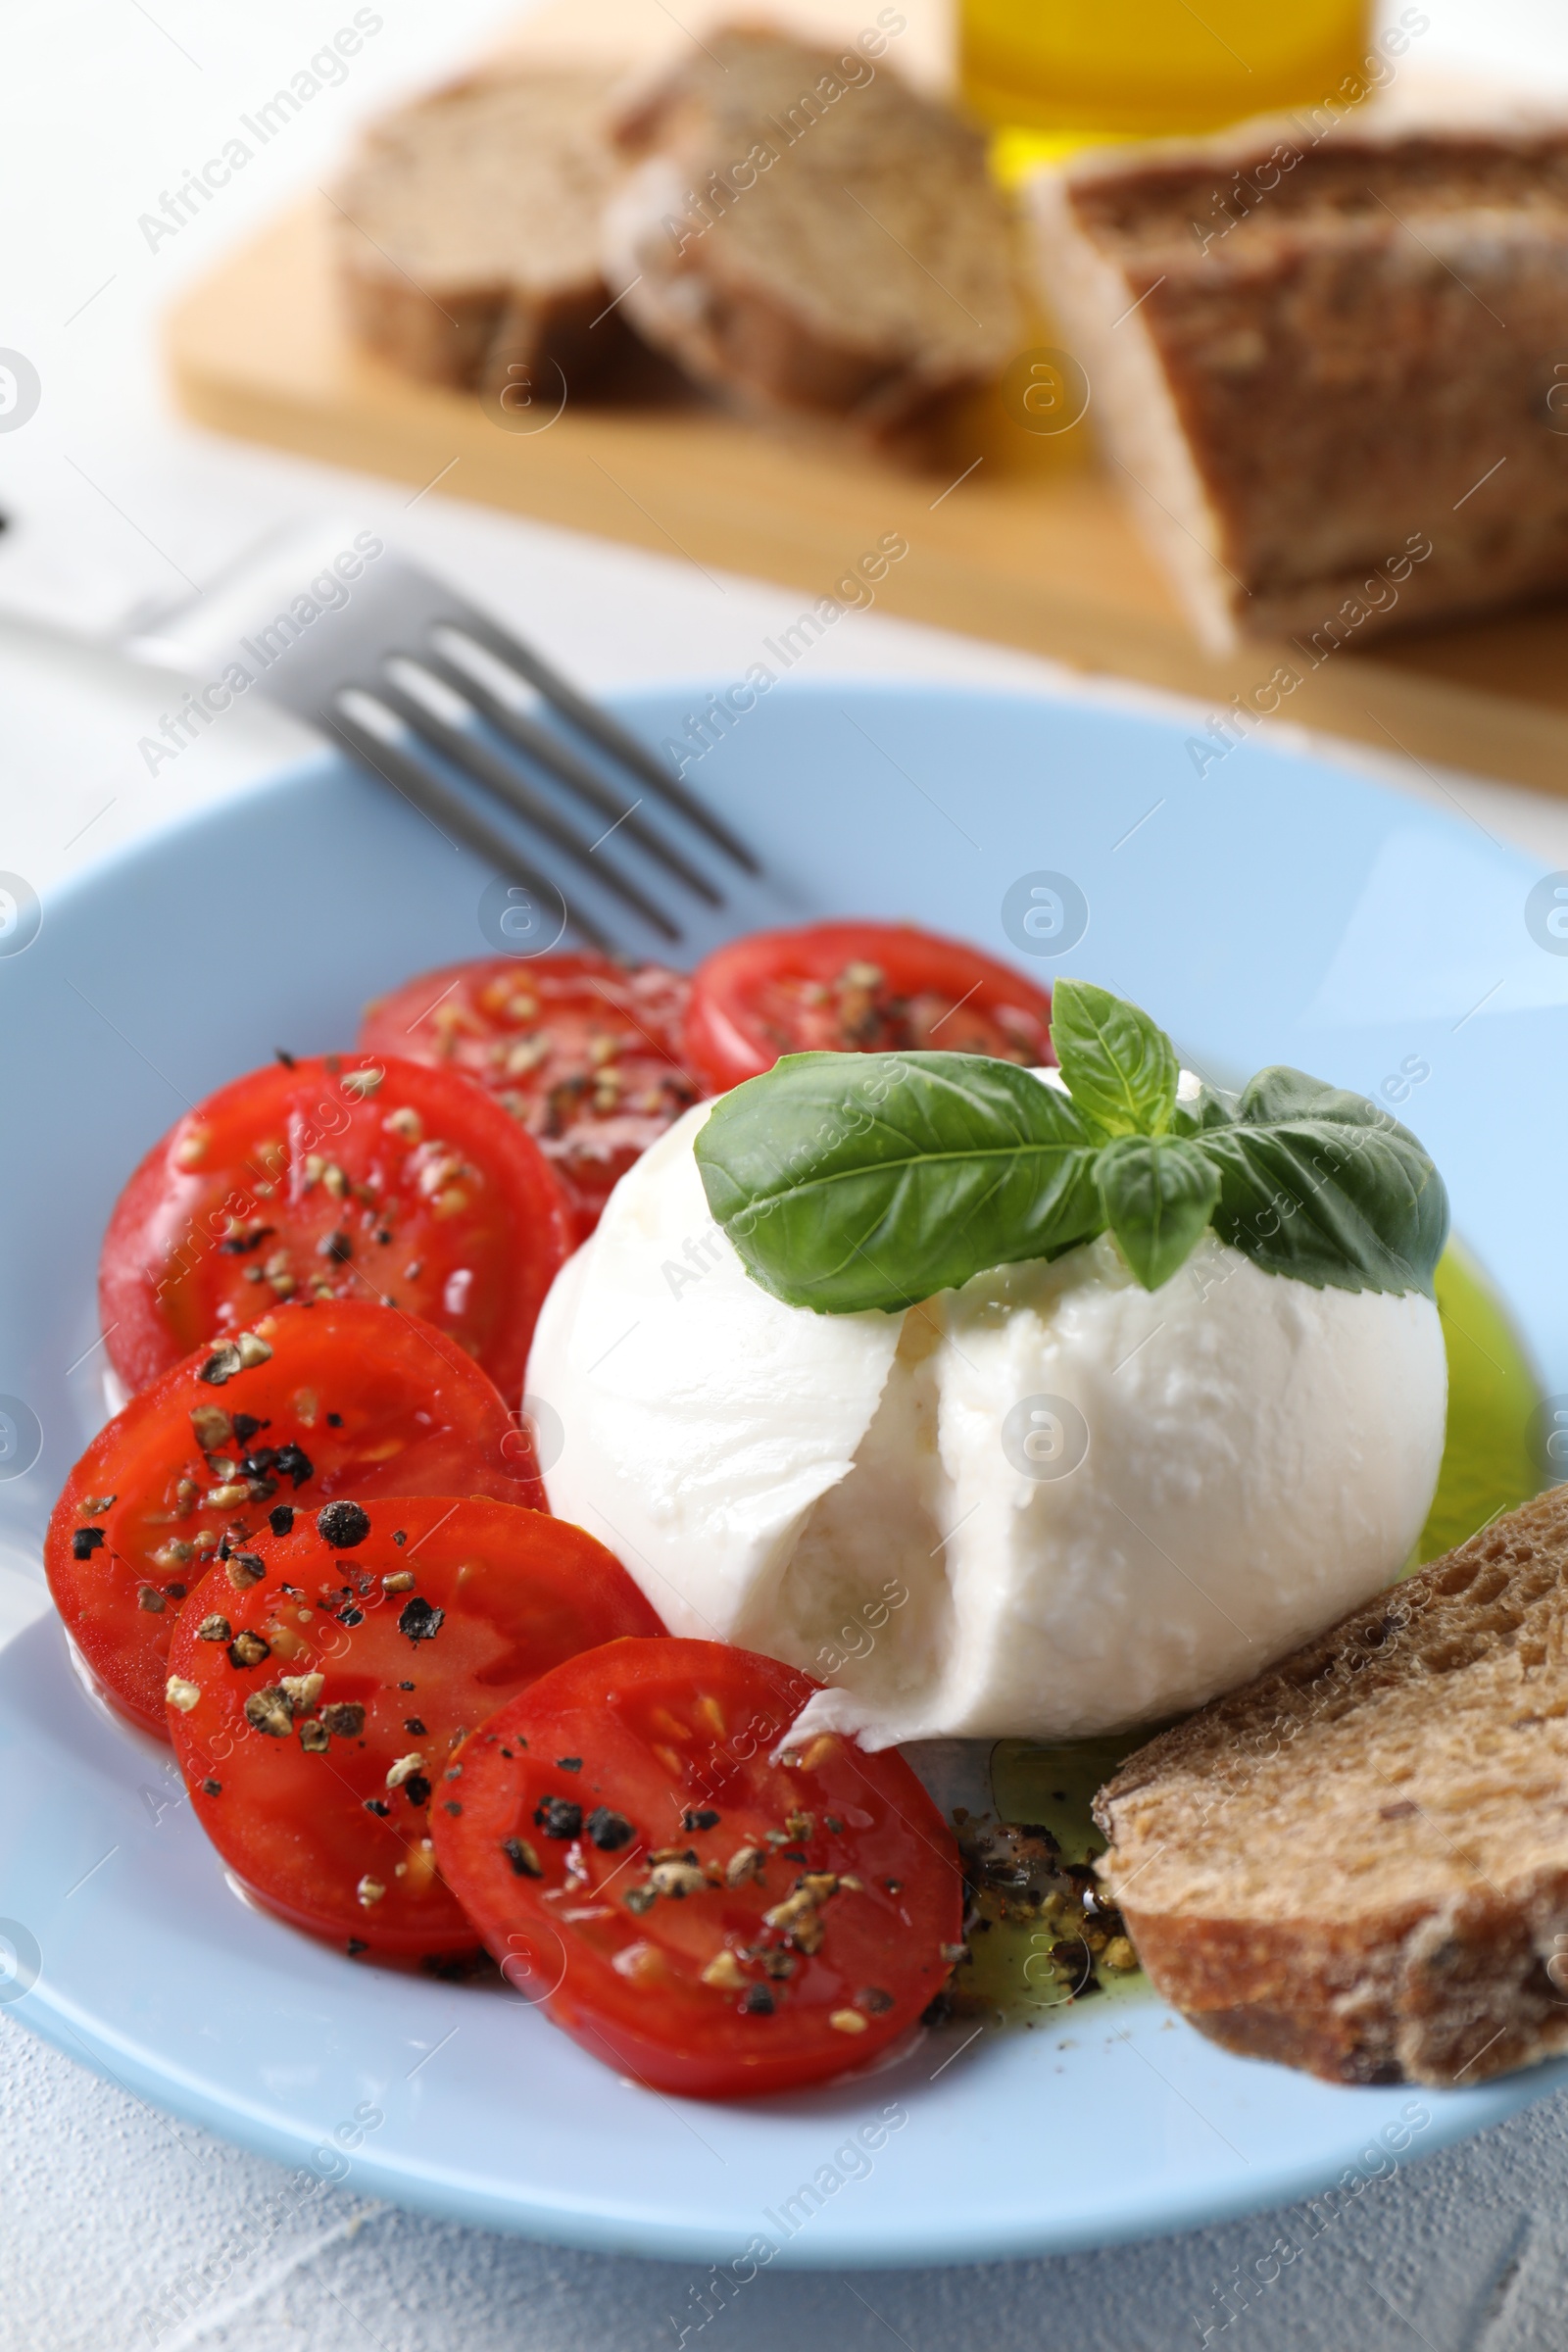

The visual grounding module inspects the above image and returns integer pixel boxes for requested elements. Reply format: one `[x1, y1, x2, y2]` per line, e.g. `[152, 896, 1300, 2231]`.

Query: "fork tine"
[319, 703, 615, 955]
[373, 671, 681, 943]
[454, 609, 760, 874]
[420, 640, 722, 907]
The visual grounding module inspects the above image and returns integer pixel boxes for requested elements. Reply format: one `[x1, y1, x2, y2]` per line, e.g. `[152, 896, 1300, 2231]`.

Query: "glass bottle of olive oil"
[961, 0, 1373, 143]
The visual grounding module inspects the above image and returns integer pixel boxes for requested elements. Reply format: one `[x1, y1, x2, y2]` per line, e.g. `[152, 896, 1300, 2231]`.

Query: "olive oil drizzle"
[948, 1737, 1152, 2023]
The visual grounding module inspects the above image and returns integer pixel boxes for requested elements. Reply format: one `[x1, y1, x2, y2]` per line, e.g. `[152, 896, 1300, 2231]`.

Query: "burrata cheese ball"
[526, 1098, 1446, 1747]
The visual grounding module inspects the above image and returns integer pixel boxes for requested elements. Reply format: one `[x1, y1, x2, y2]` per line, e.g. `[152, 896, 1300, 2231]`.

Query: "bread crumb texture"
[1096, 1486, 1568, 2086]
[606, 27, 1025, 446]
[333, 68, 632, 392]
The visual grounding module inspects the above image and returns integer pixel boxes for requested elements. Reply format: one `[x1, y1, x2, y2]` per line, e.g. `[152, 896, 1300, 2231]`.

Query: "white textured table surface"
[9, 4, 1568, 2347]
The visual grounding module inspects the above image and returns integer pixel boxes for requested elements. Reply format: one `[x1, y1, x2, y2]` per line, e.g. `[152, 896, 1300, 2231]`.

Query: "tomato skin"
[682, 922, 1056, 1092]
[358, 956, 702, 1240]
[432, 1639, 962, 2099]
[166, 1495, 667, 1955]
[99, 1053, 574, 1399]
[46, 1301, 544, 1741]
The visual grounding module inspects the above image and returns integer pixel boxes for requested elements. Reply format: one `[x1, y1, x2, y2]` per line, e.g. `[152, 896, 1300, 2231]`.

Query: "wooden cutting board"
[166, 0, 1568, 799]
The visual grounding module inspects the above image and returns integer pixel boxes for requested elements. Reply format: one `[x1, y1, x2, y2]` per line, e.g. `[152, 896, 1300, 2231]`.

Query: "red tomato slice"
[682, 921, 1055, 1091]
[165, 1494, 666, 1956]
[100, 1053, 573, 1398]
[358, 956, 702, 1238]
[47, 1301, 545, 1741]
[431, 1638, 962, 2099]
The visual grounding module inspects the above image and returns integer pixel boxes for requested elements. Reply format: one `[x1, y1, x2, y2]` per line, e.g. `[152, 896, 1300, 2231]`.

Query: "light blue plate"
[2, 679, 1566, 2266]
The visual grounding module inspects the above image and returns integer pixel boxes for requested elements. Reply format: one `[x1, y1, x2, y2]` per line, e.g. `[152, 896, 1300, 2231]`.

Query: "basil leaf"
[1196, 1067, 1448, 1298]
[1172, 1084, 1237, 1138]
[1050, 979, 1179, 1138]
[1097, 1134, 1222, 1293]
[695, 1052, 1104, 1314]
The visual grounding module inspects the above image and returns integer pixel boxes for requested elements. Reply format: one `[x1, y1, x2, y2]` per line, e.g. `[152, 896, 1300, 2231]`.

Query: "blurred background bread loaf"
[165, 0, 1568, 789]
[602, 24, 1025, 453]
[334, 16, 1028, 460]
[1031, 111, 1568, 650]
[334, 66, 639, 395]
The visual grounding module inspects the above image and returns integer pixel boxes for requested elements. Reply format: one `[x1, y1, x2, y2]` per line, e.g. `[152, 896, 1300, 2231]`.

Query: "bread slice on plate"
[1096, 1487, 1568, 2088]
[603, 25, 1025, 453]
[1030, 111, 1568, 650]
[334, 67, 639, 396]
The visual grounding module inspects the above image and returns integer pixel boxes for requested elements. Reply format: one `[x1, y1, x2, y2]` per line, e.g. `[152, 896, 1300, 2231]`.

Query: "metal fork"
[120, 517, 760, 955]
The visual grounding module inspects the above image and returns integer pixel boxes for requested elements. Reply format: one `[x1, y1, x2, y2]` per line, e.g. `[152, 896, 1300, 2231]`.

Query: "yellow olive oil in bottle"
[962, 0, 1373, 169]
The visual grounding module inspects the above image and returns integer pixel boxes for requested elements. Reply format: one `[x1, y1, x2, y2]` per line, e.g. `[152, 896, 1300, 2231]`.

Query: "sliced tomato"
[165, 1494, 666, 1956]
[100, 1053, 573, 1398]
[47, 1301, 545, 1741]
[358, 956, 702, 1238]
[431, 1638, 962, 2099]
[682, 921, 1056, 1091]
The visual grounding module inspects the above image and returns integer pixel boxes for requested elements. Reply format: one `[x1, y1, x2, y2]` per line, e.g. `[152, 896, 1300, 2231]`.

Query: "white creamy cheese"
[528, 1096, 1447, 1747]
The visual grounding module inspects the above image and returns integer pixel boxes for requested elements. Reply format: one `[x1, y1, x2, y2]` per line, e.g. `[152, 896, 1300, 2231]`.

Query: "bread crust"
[342, 270, 612, 394]
[1030, 110, 1568, 649]
[1098, 1487, 1568, 2087]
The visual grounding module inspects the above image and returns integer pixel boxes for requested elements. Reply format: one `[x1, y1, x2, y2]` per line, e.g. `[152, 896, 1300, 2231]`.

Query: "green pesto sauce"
[964, 1241, 1540, 2023]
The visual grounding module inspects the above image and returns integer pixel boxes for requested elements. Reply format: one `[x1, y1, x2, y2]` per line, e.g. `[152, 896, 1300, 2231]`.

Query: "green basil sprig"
[693, 978, 1448, 1314]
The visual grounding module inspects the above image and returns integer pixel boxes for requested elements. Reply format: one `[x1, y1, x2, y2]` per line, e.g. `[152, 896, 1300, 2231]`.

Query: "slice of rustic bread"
[603, 25, 1024, 453]
[334, 67, 639, 396]
[1095, 1486, 1568, 2086]
[1030, 110, 1568, 650]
